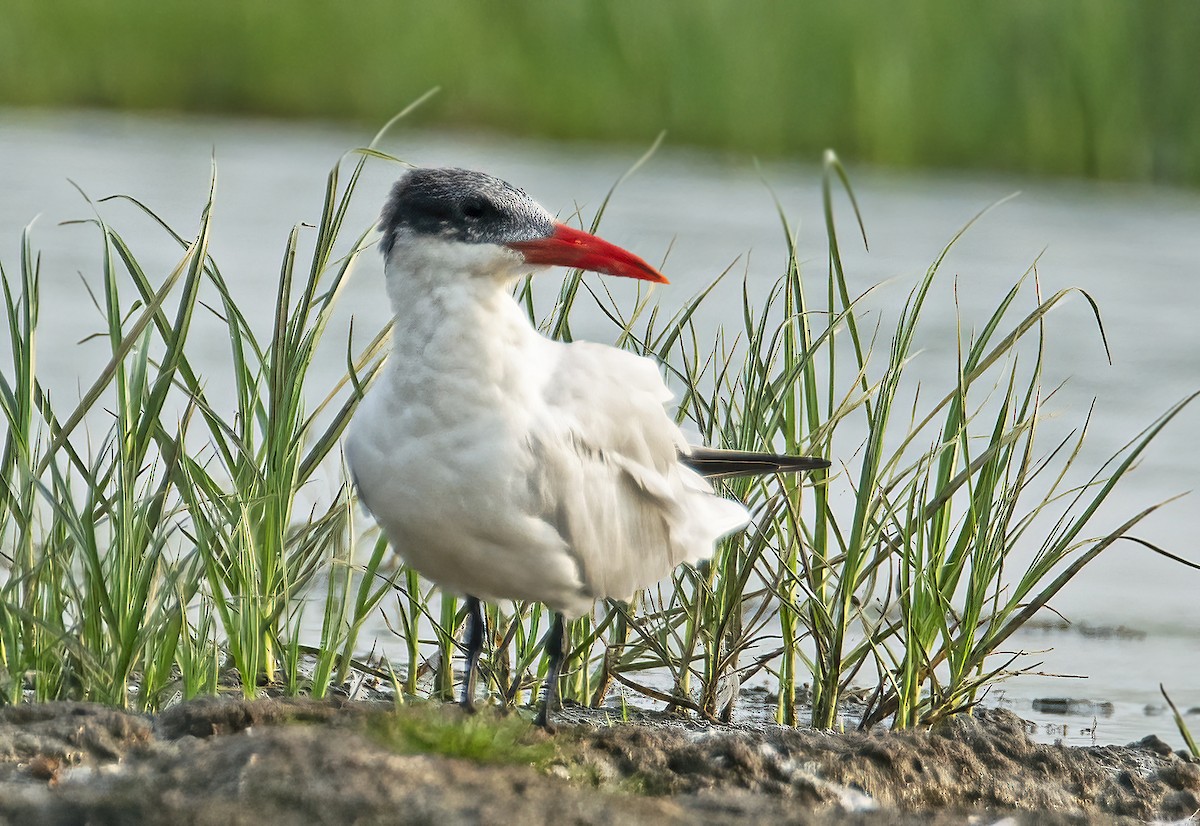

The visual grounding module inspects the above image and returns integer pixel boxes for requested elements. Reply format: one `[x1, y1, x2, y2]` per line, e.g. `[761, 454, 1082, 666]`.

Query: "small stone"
[1132, 734, 1173, 756]
[1033, 698, 1072, 715]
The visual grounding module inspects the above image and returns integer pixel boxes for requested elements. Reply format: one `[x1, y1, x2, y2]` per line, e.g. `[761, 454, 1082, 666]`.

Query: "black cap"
[379, 167, 555, 257]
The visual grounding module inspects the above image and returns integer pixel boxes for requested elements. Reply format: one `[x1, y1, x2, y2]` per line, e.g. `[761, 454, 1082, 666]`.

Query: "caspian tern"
[345, 167, 829, 726]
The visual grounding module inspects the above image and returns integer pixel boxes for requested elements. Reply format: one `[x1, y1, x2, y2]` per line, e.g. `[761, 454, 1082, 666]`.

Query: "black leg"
[460, 596, 485, 711]
[535, 612, 567, 730]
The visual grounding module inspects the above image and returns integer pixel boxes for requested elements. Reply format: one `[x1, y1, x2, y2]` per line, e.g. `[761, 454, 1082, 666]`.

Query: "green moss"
[364, 703, 559, 768]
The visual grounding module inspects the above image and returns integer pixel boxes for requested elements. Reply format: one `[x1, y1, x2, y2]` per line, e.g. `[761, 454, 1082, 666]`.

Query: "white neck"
[380, 238, 549, 414]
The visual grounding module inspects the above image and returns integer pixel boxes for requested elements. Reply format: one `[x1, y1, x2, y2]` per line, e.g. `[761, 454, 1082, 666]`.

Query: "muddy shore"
[0, 697, 1196, 825]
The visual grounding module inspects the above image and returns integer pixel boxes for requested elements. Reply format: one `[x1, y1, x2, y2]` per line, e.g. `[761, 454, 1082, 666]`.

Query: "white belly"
[345, 384, 594, 616]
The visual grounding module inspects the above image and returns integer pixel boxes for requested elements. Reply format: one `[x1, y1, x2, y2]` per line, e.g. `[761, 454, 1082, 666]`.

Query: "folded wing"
[527, 342, 748, 603]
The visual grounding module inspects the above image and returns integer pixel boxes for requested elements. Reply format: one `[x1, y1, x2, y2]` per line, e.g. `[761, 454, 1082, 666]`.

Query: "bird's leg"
[535, 611, 567, 730]
[460, 595, 485, 712]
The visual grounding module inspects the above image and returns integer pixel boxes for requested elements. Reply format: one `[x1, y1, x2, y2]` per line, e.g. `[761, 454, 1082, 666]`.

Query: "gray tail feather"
[680, 447, 831, 480]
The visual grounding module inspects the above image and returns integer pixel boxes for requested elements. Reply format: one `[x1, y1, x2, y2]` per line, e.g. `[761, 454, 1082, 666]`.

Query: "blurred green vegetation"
[2, 0, 1198, 184]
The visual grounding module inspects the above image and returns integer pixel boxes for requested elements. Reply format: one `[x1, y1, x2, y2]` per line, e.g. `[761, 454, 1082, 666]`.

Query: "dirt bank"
[0, 697, 1195, 825]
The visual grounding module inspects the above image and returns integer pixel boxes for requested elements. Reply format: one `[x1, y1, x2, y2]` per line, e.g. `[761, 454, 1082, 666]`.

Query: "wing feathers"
[530, 342, 824, 606]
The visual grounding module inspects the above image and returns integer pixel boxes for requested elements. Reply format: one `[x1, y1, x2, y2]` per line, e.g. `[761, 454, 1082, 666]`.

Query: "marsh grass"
[5, 1, 1200, 185]
[0, 116, 1192, 728]
[0, 113, 410, 706]
[1162, 686, 1200, 759]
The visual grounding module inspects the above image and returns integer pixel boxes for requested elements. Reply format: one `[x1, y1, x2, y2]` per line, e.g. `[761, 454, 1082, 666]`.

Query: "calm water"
[2, 108, 1198, 747]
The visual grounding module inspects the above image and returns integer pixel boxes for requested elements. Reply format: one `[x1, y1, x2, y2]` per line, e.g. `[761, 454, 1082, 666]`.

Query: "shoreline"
[1, 696, 1196, 824]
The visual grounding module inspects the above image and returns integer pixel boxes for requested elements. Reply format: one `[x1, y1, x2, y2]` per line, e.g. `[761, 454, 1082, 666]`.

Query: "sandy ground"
[0, 697, 1196, 825]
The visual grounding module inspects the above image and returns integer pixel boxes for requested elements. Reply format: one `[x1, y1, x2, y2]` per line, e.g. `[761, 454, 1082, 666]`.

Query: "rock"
[1031, 698, 1114, 717]
[1131, 734, 1174, 756]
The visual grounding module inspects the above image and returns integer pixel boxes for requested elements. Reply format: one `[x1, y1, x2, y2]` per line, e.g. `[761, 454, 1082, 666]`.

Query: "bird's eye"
[462, 198, 486, 219]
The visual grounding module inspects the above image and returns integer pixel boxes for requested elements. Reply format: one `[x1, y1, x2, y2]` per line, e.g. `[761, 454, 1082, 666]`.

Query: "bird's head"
[378, 167, 668, 284]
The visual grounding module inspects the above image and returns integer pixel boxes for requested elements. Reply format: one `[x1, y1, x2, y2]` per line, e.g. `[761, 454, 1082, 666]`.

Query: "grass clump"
[514, 149, 1195, 730]
[0, 116, 410, 708]
[0, 110, 1192, 730]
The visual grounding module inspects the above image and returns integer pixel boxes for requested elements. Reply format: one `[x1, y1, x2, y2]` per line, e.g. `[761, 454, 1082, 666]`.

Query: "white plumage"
[345, 235, 748, 619]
